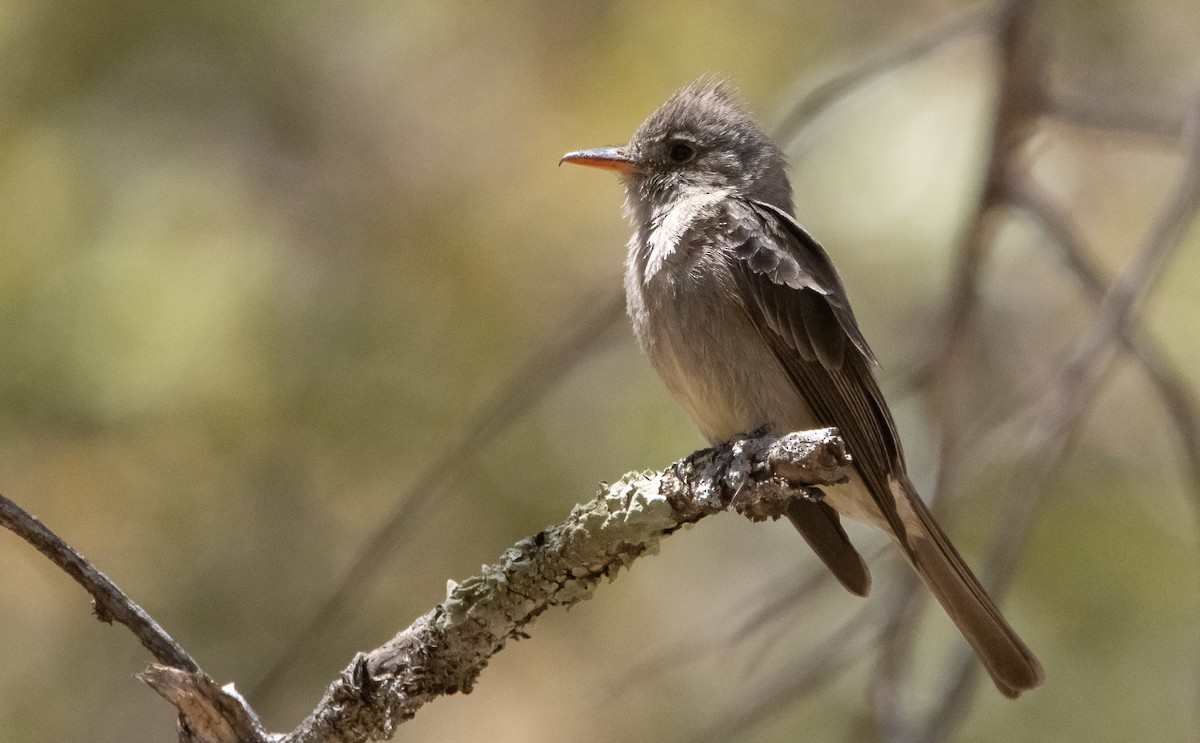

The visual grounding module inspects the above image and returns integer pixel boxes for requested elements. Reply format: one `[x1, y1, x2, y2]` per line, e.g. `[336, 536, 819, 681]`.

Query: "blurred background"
[1, 0, 1199, 741]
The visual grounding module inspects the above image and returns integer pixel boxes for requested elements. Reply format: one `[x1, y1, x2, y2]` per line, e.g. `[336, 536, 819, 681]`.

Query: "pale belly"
[627, 257, 816, 445]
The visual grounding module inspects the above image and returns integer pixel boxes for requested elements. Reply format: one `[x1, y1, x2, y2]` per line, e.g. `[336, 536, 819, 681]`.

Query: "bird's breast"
[624, 221, 815, 444]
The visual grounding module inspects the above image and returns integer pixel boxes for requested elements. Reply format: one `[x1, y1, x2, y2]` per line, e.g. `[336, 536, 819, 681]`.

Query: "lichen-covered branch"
[277, 427, 849, 743]
[0, 428, 841, 743]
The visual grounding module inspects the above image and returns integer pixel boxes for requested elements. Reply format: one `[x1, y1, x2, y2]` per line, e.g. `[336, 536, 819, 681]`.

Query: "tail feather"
[785, 498, 871, 597]
[894, 478, 1045, 698]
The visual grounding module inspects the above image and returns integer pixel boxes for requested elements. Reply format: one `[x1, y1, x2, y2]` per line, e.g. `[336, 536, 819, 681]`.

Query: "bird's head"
[562, 79, 792, 218]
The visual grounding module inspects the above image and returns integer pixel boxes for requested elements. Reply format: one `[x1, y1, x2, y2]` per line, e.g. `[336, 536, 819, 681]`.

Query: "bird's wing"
[728, 200, 1045, 697]
[727, 198, 909, 543]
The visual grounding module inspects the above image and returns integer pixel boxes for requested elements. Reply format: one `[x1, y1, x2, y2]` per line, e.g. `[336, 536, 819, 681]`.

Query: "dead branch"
[1, 428, 849, 743]
[921, 91, 1200, 743]
[0, 494, 199, 674]
[1044, 91, 1185, 144]
[1008, 173, 1200, 507]
[870, 0, 1047, 735]
[772, 3, 1000, 153]
[693, 604, 880, 743]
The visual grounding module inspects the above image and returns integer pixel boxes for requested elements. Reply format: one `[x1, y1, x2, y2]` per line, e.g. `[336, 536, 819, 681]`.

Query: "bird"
[561, 78, 1044, 698]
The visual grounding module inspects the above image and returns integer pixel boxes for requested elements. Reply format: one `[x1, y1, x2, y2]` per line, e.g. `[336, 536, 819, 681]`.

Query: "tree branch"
[0, 493, 199, 674]
[1043, 91, 1185, 144]
[2, 428, 850, 743]
[281, 428, 849, 743]
[871, 1, 1046, 735]
[772, 3, 1000, 153]
[921, 89, 1200, 743]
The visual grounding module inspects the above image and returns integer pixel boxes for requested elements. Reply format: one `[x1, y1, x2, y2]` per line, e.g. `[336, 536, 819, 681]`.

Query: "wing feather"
[728, 199, 907, 542]
[724, 199, 1044, 695]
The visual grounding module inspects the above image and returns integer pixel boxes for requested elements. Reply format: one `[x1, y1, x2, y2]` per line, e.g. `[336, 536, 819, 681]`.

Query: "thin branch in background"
[866, 568, 924, 742]
[692, 605, 882, 743]
[909, 179, 1200, 520]
[921, 92, 1200, 743]
[632, 560, 914, 742]
[1008, 174, 1200, 512]
[867, 3, 1046, 737]
[0, 493, 199, 675]
[250, 291, 626, 703]
[608, 541, 891, 705]
[986, 74, 1200, 671]
[771, 2, 1000, 153]
[1044, 91, 1185, 144]
[1009, 156, 1200, 741]
[607, 562, 832, 698]
[925, 172, 1200, 509]
[902, 0, 1045, 541]
[734, 557, 880, 679]
[915, 0, 1043, 394]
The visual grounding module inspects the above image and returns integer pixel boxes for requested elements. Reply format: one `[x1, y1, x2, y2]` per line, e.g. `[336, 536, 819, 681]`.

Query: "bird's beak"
[560, 147, 635, 174]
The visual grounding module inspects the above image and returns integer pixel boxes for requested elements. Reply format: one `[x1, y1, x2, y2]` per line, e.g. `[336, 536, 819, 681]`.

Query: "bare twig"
[871, 2, 1046, 737]
[139, 668, 269, 743]
[693, 603, 881, 743]
[1008, 173, 1200, 508]
[251, 291, 626, 701]
[0, 493, 271, 743]
[922, 92, 1200, 743]
[0, 493, 199, 674]
[1044, 92, 1185, 144]
[772, 3, 1000, 153]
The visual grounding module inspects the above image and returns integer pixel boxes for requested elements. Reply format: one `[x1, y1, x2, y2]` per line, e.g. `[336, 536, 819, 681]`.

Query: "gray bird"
[562, 79, 1044, 698]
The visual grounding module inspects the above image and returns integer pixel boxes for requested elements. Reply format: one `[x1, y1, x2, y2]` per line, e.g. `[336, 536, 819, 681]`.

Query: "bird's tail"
[893, 476, 1045, 698]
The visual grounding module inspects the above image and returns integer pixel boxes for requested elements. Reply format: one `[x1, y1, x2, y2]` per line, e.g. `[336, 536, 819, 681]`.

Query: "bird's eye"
[668, 142, 696, 163]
